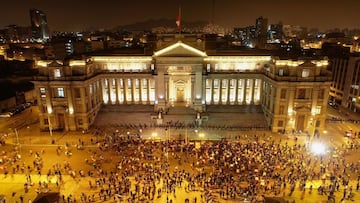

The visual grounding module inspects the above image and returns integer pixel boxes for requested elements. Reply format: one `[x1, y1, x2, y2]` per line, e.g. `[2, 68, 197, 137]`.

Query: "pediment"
[299, 60, 316, 67]
[154, 41, 207, 57]
[48, 60, 63, 67]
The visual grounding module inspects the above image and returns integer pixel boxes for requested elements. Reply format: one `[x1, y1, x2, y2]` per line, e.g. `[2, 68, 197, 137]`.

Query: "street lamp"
[47, 109, 53, 137]
[310, 142, 326, 155]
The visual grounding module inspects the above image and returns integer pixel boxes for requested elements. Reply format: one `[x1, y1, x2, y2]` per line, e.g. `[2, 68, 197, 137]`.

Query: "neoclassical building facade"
[33, 35, 332, 134]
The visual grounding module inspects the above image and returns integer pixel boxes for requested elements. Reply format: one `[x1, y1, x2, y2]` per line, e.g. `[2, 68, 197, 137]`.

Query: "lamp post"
[47, 108, 52, 137]
[48, 113, 53, 137]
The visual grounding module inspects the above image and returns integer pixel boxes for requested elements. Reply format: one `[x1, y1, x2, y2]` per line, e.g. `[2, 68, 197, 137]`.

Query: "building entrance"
[296, 114, 305, 131]
[176, 86, 185, 102]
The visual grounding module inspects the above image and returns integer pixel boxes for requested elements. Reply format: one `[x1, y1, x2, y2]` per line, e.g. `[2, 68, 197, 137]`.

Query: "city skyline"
[1, 0, 360, 32]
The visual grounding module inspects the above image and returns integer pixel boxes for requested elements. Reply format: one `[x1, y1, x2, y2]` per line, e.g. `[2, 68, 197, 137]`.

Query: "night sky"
[2, 0, 360, 32]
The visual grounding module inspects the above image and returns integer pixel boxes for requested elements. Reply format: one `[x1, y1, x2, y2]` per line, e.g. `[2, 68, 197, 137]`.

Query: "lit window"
[279, 69, 284, 76]
[316, 106, 321, 114]
[214, 79, 219, 87]
[57, 88, 65, 98]
[302, 69, 310, 78]
[54, 69, 61, 78]
[207, 64, 211, 72]
[40, 87, 46, 98]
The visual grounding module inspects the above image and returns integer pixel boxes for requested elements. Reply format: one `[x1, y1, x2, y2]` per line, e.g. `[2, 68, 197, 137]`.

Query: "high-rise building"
[255, 16, 268, 48]
[30, 9, 50, 43]
[329, 54, 360, 112]
[268, 23, 284, 43]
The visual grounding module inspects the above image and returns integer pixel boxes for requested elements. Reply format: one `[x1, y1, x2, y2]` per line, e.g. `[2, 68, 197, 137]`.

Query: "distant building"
[329, 54, 360, 112]
[30, 9, 50, 43]
[33, 34, 332, 134]
[233, 26, 256, 47]
[255, 16, 268, 48]
[268, 23, 284, 43]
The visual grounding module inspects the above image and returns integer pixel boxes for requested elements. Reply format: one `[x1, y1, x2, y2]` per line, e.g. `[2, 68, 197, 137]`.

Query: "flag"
[176, 7, 181, 31]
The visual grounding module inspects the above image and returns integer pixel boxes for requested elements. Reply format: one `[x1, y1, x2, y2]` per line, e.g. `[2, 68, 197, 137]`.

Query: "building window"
[279, 69, 284, 76]
[318, 89, 324, 99]
[44, 118, 49, 125]
[297, 89, 306, 99]
[54, 69, 61, 78]
[207, 64, 211, 72]
[279, 105, 285, 114]
[277, 120, 284, 127]
[280, 89, 286, 99]
[214, 79, 219, 88]
[316, 106, 321, 114]
[301, 69, 310, 78]
[57, 87, 65, 98]
[40, 87, 46, 98]
[74, 88, 81, 98]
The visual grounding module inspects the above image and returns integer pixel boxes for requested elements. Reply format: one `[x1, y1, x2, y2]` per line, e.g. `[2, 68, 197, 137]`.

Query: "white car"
[0, 112, 12, 118]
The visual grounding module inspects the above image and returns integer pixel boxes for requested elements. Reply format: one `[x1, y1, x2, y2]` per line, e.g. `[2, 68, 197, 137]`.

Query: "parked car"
[0, 112, 12, 118]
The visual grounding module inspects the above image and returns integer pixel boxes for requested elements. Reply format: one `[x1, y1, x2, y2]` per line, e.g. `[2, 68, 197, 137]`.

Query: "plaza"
[0, 103, 360, 203]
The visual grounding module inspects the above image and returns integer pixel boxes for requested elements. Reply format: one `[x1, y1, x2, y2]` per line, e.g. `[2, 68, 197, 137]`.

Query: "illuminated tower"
[30, 9, 50, 42]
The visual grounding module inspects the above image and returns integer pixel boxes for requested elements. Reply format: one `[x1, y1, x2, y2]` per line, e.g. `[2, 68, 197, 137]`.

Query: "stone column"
[251, 79, 255, 104]
[234, 79, 238, 105]
[124, 78, 128, 104]
[139, 78, 143, 104]
[131, 78, 135, 104]
[147, 79, 150, 104]
[226, 79, 230, 104]
[242, 79, 247, 104]
[219, 79, 223, 104]
[211, 79, 214, 104]
[194, 68, 203, 111]
[108, 78, 112, 104]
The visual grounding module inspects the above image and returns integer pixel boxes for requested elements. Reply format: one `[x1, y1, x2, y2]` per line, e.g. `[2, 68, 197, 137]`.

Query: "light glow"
[310, 142, 326, 155]
[154, 41, 207, 57]
[69, 60, 86, 66]
[93, 56, 152, 62]
[36, 61, 49, 67]
[68, 107, 74, 114]
[204, 56, 271, 62]
[275, 60, 304, 67]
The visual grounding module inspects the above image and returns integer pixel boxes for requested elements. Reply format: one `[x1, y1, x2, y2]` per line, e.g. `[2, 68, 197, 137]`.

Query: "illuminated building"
[30, 9, 50, 42]
[329, 54, 360, 112]
[32, 35, 332, 134]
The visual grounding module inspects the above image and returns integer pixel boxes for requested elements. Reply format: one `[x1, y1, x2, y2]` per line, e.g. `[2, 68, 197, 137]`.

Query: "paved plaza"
[0, 105, 360, 203]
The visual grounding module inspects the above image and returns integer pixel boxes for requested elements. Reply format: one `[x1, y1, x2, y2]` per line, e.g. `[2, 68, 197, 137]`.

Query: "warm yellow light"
[288, 109, 293, 115]
[68, 107, 74, 114]
[275, 60, 304, 67]
[198, 133, 205, 138]
[204, 56, 271, 62]
[37, 61, 49, 67]
[152, 132, 158, 137]
[92, 56, 152, 62]
[69, 60, 86, 66]
[154, 41, 207, 57]
[47, 107, 52, 114]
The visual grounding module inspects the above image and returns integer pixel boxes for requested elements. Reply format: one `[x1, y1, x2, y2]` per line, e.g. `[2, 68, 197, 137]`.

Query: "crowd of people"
[1, 127, 360, 203]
